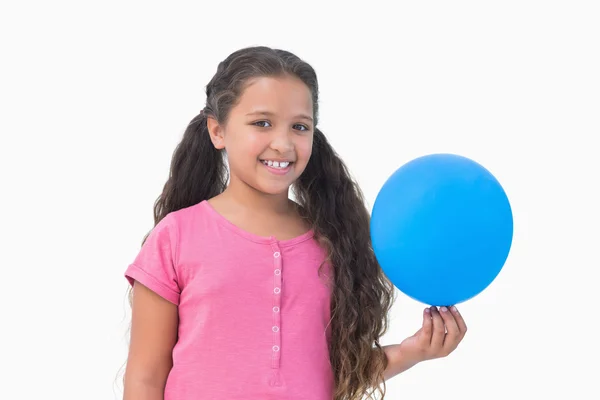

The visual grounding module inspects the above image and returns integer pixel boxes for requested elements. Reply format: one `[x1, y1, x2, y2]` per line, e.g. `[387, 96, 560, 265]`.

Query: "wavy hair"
[127, 46, 395, 399]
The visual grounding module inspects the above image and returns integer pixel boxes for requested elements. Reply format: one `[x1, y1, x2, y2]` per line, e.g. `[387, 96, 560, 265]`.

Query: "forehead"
[234, 76, 313, 116]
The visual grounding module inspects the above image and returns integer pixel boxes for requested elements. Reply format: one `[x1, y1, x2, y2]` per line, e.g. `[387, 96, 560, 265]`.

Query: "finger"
[411, 307, 434, 353]
[430, 306, 445, 350]
[439, 306, 460, 353]
[420, 307, 433, 340]
[450, 306, 468, 337]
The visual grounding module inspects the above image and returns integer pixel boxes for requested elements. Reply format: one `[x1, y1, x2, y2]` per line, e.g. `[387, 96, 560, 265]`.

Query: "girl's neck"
[207, 177, 310, 241]
[218, 181, 294, 217]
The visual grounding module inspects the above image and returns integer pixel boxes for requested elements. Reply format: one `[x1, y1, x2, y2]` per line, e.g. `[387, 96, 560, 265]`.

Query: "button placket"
[271, 245, 282, 368]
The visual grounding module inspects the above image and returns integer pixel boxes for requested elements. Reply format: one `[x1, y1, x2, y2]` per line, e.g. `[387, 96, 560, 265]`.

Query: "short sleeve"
[124, 213, 181, 305]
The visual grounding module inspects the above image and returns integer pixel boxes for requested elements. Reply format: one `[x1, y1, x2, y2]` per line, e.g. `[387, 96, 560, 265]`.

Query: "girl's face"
[207, 75, 314, 196]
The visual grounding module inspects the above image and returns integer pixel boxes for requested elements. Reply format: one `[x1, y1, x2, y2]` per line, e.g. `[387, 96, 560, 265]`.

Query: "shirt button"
[274, 287, 281, 294]
[273, 306, 280, 313]
[273, 345, 280, 352]
[272, 326, 280, 332]
[273, 252, 280, 258]
[274, 269, 281, 275]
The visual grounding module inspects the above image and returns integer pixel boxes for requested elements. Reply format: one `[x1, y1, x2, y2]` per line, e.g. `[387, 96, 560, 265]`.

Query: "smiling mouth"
[260, 160, 294, 169]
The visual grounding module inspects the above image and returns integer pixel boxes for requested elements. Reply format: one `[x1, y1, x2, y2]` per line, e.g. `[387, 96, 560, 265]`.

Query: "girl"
[123, 46, 467, 400]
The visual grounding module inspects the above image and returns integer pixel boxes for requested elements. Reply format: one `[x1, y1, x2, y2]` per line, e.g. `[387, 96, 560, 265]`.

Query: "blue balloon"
[370, 153, 513, 306]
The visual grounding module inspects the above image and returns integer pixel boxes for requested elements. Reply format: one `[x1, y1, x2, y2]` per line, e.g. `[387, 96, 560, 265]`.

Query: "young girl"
[123, 46, 467, 400]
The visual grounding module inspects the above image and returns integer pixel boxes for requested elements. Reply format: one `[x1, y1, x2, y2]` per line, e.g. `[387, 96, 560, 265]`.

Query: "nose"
[269, 127, 294, 153]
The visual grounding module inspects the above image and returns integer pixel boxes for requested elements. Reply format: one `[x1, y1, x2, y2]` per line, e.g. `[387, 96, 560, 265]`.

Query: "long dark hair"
[129, 46, 395, 399]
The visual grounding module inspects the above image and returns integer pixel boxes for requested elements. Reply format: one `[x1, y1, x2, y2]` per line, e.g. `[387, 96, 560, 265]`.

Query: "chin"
[251, 180, 293, 196]
[258, 185, 292, 196]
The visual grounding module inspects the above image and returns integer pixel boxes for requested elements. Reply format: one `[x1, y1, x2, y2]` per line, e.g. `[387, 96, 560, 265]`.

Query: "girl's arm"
[123, 281, 178, 400]
[382, 344, 420, 380]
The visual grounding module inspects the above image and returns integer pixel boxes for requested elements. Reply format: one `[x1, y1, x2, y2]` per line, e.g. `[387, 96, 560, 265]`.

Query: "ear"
[206, 117, 225, 150]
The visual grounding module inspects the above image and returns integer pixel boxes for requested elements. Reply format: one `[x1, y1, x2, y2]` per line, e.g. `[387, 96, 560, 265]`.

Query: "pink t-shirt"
[125, 200, 335, 399]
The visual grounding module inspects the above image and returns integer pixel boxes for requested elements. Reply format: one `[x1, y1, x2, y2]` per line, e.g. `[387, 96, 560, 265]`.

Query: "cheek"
[225, 133, 262, 162]
[295, 136, 314, 162]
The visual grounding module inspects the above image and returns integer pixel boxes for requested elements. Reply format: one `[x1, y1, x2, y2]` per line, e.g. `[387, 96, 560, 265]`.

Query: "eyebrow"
[246, 110, 313, 122]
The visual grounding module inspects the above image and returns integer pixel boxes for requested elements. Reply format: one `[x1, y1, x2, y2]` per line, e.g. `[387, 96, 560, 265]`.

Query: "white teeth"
[262, 160, 290, 169]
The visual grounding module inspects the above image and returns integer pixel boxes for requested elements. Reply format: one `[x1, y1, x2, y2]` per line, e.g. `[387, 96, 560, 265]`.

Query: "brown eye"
[294, 124, 309, 132]
[253, 121, 272, 128]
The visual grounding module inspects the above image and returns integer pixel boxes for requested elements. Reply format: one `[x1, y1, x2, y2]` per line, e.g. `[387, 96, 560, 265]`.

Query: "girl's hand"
[397, 306, 467, 364]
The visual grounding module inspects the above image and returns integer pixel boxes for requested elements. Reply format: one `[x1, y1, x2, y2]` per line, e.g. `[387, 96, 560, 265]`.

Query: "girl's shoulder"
[163, 200, 216, 237]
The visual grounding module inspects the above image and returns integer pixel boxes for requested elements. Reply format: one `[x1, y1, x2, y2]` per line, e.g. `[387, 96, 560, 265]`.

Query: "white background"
[1, 1, 599, 399]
